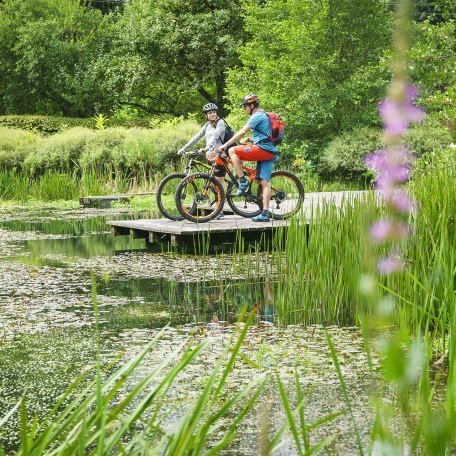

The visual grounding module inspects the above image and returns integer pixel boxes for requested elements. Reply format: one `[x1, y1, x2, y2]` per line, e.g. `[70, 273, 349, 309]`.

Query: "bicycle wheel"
[156, 173, 187, 221]
[226, 178, 262, 217]
[175, 173, 225, 223]
[260, 170, 305, 220]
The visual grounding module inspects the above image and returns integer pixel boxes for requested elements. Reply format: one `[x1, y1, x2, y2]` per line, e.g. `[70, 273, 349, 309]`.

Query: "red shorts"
[229, 145, 277, 181]
[230, 144, 276, 162]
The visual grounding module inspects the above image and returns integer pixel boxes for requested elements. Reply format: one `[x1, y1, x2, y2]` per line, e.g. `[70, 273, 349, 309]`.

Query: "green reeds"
[0, 167, 160, 202]
[2, 283, 269, 455]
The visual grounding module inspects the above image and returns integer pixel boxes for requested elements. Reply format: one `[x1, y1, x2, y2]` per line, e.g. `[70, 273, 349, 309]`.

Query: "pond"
[0, 205, 379, 454]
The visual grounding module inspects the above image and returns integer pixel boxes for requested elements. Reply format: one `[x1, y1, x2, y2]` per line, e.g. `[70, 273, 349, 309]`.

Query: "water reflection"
[92, 277, 276, 330]
[0, 210, 155, 265]
[0, 209, 155, 235]
[2, 235, 147, 266]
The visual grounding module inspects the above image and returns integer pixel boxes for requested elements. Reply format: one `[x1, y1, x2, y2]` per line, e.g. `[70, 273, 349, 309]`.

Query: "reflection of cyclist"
[218, 94, 278, 222]
[178, 103, 228, 188]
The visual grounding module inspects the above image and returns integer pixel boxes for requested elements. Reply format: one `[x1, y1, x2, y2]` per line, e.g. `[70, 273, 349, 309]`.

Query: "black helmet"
[240, 94, 260, 107]
[202, 102, 218, 113]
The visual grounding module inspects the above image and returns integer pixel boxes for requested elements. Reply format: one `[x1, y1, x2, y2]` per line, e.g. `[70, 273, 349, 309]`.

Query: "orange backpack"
[264, 112, 285, 145]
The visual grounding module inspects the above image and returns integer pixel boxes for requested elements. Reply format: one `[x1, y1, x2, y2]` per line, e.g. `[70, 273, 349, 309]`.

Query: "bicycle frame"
[182, 150, 212, 176]
[206, 154, 257, 187]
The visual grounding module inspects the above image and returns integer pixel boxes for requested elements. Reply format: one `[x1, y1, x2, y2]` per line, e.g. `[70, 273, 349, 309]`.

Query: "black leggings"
[214, 163, 226, 177]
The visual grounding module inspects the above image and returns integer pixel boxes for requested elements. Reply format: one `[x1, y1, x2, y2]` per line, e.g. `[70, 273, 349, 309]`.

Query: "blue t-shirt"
[247, 110, 278, 154]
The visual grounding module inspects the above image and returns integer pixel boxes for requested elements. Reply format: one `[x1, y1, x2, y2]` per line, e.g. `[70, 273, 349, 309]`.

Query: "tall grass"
[271, 153, 456, 451]
[0, 168, 161, 202]
[276, 161, 455, 349]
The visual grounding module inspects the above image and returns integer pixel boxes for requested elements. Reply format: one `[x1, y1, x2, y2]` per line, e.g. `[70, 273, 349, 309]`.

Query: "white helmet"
[202, 102, 218, 113]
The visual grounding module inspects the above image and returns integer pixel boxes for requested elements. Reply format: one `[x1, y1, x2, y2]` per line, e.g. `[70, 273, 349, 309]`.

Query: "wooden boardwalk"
[108, 191, 369, 248]
[80, 192, 155, 208]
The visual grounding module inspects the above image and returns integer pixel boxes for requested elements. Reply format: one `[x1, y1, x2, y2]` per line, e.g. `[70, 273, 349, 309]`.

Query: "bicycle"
[156, 149, 212, 221]
[174, 152, 305, 223]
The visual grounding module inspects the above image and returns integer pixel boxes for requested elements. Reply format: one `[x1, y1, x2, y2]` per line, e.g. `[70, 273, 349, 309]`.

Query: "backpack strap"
[255, 112, 273, 143]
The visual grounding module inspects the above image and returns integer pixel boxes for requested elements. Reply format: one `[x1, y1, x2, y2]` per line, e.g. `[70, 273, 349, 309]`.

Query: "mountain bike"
[156, 149, 211, 221]
[174, 152, 305, 223]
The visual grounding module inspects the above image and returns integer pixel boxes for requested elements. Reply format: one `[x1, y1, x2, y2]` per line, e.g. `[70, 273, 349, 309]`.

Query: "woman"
[178, 103, 228, 188]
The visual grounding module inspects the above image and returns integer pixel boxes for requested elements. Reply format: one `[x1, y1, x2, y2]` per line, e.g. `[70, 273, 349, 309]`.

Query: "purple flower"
[365, 149, 388, 174]
[378, 256, 405, 274]
[365, 147, 413, 189]
[405, 101, 426, 123]
[390, 190, 414, 213]
[379, 85, 425, 137]
[371, 220, 395, 241]
[379, 100, 408, 136]
[371, 219, 410, 242]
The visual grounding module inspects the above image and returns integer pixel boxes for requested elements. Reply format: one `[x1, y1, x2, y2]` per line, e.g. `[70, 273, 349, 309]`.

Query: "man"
[218, 94, 277, 222]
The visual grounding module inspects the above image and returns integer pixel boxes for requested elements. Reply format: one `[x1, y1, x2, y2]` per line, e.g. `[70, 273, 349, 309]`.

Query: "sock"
[262, 209, 270, 216]
[239, 176, 246, 183]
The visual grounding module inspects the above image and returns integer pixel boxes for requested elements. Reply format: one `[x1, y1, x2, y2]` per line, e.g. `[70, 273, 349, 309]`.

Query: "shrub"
[0, 127, 38, 169]
[404, 121, 453, 158]
[24, 128, 96, 174]
[2, 119, 203, 177]
[79, 128, 129, 171]
[0, 115, 154, 135]
[320, 122, 453, 179]
[319, 127, 382, 179]
[0, 116, 93, 135]
[412, 144, 456, 179]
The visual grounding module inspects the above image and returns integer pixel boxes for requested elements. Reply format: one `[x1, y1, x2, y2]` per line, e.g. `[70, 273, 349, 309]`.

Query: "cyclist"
[178, 102, 228, 189]
[217, 94, 277, 222]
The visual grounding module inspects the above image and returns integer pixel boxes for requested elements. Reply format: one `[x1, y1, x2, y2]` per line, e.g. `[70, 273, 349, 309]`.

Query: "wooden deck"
[108, 190, 369, 249]
[80, 192, 155, 208]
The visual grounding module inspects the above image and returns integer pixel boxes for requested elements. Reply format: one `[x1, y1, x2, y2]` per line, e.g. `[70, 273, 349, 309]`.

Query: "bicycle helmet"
[240, 94, 260, 107]
[202, 102, 218, 113]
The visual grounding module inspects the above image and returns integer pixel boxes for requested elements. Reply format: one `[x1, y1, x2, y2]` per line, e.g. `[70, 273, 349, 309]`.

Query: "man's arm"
[219, 124, 251, 150]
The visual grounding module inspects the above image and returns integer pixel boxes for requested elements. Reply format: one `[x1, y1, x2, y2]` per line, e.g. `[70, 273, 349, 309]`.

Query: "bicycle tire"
[259, 170, 305, 220]
[226, 179, 263, 218]
[175, 173, 225, 223]
[156, 173, 187, 221]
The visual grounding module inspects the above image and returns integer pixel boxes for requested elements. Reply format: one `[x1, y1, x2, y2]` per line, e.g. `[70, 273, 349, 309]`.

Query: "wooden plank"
[107, 191, 373, 245]
[107, 215, 291, 236]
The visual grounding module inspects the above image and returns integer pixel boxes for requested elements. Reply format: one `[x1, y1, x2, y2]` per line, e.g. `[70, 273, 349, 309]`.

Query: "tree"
[226, 0, 393, 152]
[0, 0, 113, 116]
[104, 0, 245, 117]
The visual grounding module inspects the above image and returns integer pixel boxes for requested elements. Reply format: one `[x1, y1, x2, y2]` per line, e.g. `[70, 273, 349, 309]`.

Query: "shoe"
[252, 211, 271, 222]
[235, 179, 249, 196]
[214, 213, 225, 220]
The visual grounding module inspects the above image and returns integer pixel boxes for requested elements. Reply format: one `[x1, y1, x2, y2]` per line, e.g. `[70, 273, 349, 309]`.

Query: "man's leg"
[252, 156, 276, 222]
[260, 179, 271, 211]
[228, 147, 244, 178]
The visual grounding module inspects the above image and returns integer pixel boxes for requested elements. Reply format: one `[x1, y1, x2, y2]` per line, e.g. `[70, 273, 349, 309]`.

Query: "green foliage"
[409, 19, 456, 133]
[320, 127, 382, 178]
[0, 127, 38, 169]
[24, 127, 96, 174]
[0, 115, 151, 134]
[93, 113, 109, 130]
[412, 143, 456, 179]
[96, 0, 245, 117]
[320, 122, 453, 179]
[13, 119, 200, 176]
[30, 171, 79, 200]
[0, 0, 114, 116]
[404, 120, 453, 158]
[226, 0, 392, 150]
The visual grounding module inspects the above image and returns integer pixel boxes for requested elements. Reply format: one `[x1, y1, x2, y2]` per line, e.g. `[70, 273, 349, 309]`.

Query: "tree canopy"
[0, 0, 453, 147]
